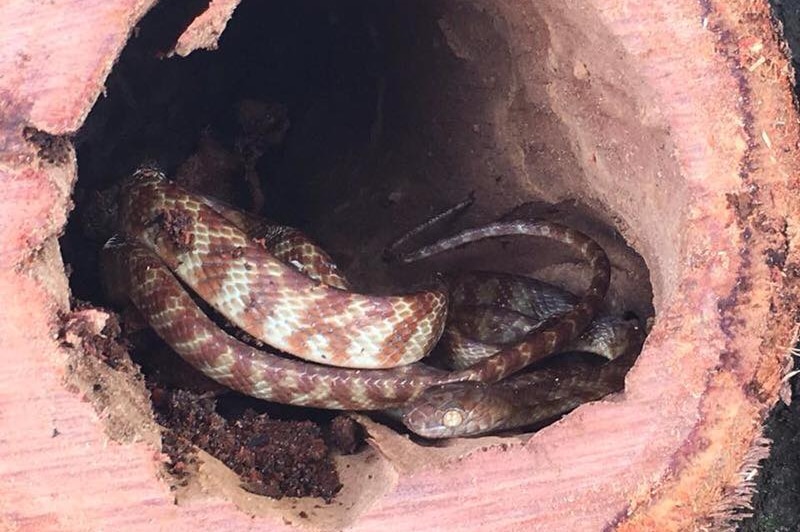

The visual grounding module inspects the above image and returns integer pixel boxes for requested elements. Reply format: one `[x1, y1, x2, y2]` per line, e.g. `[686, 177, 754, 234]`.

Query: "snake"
[103, 167, 630, 435]
[397, 334, 642, 438]
[112, 169, 448, 370]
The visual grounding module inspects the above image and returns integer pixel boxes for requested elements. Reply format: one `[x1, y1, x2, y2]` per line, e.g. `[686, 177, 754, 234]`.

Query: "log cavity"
[61, 0, 665, 524]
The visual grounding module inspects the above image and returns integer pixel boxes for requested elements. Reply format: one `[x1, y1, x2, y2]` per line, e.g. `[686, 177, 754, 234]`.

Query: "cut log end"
[1, 0, 799, 530]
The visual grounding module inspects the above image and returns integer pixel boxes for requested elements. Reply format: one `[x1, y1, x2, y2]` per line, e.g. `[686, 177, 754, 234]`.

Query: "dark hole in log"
[60, 0, 655, 509]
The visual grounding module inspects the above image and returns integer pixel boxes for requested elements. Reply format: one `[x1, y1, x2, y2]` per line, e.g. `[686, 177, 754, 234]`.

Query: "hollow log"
[1, 0, 799, 530]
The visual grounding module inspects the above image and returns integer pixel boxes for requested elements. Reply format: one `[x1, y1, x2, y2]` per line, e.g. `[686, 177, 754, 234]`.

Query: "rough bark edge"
[617, 0, 800, 528]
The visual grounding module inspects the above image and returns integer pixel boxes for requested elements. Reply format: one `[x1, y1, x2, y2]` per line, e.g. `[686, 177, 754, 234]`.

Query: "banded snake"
[102, 167, 641, 437]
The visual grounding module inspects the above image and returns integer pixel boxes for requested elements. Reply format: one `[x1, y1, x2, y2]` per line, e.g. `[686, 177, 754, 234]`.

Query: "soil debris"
[152, 387, 343, 501]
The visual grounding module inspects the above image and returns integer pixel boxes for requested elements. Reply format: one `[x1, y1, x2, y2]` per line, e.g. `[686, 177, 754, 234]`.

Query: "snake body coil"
[399, 340, 642, 438]
[116, 171, 448, 369]
[104, 168, 628, 435]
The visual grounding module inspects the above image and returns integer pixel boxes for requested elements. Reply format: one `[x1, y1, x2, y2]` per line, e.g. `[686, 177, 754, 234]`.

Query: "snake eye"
[441, 408, 464, 428]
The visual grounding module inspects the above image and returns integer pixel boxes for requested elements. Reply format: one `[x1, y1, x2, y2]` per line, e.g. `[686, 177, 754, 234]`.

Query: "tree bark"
[1, 0, 798, 530]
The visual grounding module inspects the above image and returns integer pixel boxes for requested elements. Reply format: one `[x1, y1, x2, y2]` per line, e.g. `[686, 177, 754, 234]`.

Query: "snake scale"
[103, 167, 637, 436]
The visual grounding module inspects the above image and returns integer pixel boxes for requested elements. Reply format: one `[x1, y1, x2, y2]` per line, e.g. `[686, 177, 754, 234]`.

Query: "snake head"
[400, 382, 514, 438]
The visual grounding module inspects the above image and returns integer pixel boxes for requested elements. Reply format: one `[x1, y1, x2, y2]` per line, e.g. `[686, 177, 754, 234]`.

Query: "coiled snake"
[103, 167, 640, 437]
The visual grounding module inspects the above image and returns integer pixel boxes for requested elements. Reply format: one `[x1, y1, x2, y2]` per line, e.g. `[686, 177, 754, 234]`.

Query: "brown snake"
[114, 170, 448, 370]
[398, 335, 642, 438]
[103, 167, 623, 435]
